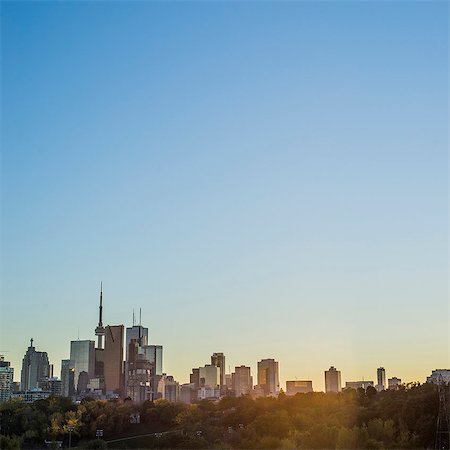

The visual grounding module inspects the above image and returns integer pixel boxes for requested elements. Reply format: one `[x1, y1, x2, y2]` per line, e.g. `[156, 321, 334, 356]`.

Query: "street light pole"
[68, 426, 74, 448]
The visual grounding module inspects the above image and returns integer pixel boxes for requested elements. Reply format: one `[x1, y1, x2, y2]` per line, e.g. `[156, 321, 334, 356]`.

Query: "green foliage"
[0, 384, 439, 449]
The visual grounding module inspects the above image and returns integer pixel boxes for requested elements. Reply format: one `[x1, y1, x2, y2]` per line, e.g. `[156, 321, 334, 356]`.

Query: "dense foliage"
[0, 384, 438, 449]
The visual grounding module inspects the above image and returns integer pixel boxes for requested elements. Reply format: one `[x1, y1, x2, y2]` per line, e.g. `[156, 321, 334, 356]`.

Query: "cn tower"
[95, 282, 105, 349]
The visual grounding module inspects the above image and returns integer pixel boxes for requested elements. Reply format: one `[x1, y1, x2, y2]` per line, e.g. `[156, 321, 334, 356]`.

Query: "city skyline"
[1, 1, 448, 394]
[0, 284, 441, 393]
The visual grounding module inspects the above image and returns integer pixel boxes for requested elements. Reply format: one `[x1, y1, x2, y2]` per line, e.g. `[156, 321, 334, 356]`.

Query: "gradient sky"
[1, 1, 448, 391]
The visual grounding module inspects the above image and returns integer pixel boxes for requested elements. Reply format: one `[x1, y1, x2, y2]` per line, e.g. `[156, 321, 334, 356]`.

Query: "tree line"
[0, 383, 439, 449]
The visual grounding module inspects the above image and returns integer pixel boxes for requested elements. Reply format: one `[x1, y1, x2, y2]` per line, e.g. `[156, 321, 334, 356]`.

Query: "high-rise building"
[125, 325, 148, 361]
[211, 353, 225, 388]
[142, 344, 162, 397]
[126, 339, 152, 403]
[60, 359, 75, 397]
[232, 365, 253, 397]
[325, 366, 341, 393]
[199, 364, 220, 389]
[21, 339, 50, 391]
[70, 340, 95, 393]
[0, 356, 14, 403]
[376, 367, 386, 392]
[257, 359, 280, 396]
[286, 380, 313, 395]
[142, 345, 162, 376]
[104, 325, 124, 395]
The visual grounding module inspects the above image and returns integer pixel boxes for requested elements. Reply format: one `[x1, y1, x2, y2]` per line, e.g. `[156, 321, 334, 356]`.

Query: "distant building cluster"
[0, 287, 448, 404]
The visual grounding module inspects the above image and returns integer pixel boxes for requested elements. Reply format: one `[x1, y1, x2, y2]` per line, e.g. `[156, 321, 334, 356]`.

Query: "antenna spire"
[99, 282, 103, 327]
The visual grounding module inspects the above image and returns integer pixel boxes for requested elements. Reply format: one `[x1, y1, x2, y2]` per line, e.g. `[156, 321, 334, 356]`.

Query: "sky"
[1, 1, 448, 391]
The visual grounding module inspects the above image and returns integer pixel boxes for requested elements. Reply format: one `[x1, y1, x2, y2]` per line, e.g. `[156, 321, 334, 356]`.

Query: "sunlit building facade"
[376, 367, 386, 391]
[325, 366, 341, 393]
[232, 365, 253, 397]
[70, 340, 95, 393]
[104, 325, 124, 395]
[257, 359, 280, 396]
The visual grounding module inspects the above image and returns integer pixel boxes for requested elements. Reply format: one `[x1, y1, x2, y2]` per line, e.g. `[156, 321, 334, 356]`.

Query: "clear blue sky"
[1, 1, 448, 390]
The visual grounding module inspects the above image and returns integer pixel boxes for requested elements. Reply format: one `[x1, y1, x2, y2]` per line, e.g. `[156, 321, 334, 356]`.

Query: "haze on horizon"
[1, 1, 448, 391]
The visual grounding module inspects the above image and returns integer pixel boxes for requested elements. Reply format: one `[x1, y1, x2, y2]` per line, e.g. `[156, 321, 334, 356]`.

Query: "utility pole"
[435, 375, 450, 450]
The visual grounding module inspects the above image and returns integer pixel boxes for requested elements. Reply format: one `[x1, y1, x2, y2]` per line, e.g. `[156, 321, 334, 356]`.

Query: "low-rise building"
[345, 381, 374, 390]
[157, 374, 179, 402]
[388, 377, 402, 390]
[286, 380, 313, 395]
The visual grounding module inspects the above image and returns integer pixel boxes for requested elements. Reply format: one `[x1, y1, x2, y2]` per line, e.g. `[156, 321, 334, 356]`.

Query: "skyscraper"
[211, 352, 225, 388]
[125, 325, 149, 361]
[104, 325, 124, 395]
[20, 339, 50, 391]
[0, 356, 14, 403]
[70, 340, 95, 393]
[198, 364, 220, 389]
[376, 367, 386, 392]
[257, 359, 280, 396]
[325, 366, 341, 393]
[232, 365, 253, 397]
[60, 359, 75, 397]
[126, 338, 152, 403]
[142, 344, 162, 399]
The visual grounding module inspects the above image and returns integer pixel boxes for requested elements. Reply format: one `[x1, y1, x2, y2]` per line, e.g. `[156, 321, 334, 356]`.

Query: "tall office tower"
[70, 340, 95, 393]
[61, 359, 75, 397]
[376, 367, 386, 392]
[157, 374, 179, 402]
[325, 366, 342, 393]
[199, 364, 220, 389]
[286, 380, 313, 395]
[0, 356, 14, 403]
[211, 353, 225, 387]
[232, 365, 253, 397]
[141, 344, 162, 397]
[104, 325, 124, 395]
[126, 339, 152, 403]
[125, 326, 149, 361]
[20, 339, 50, 391]
[257, 359, 280, 396]
[95, 284, 105, 349]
